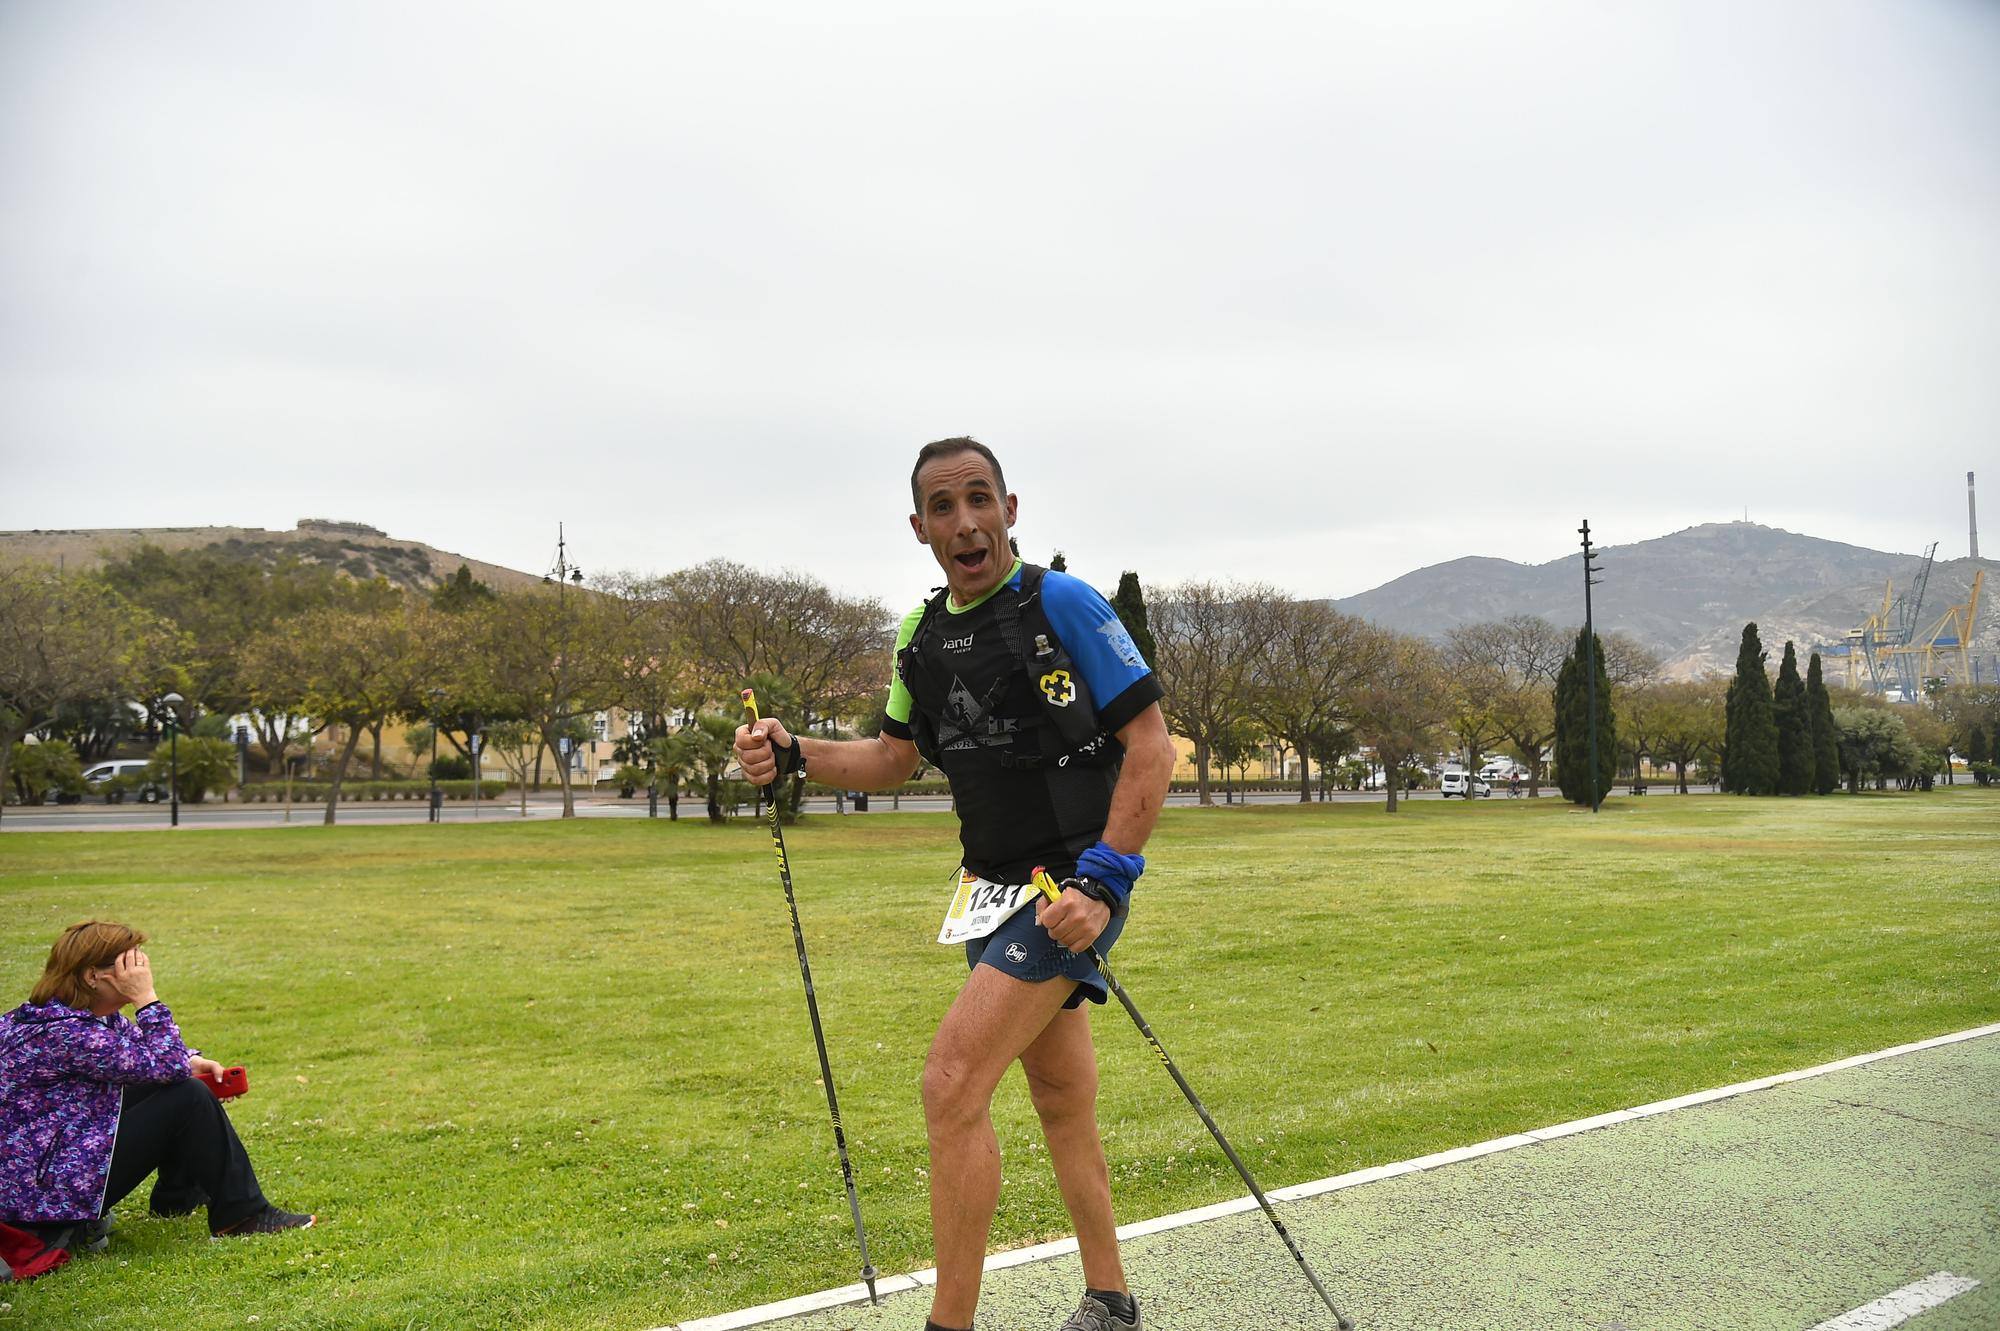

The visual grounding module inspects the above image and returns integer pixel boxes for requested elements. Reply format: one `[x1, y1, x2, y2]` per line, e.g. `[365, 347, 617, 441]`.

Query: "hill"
[6, 518, 1992, 683]
[1335, 522, 1997, 678]
[0, 520, 543, 594]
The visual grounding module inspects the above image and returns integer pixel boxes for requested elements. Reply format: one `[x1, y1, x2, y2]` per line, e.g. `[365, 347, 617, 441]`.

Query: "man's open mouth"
[954, 549, 988, 570]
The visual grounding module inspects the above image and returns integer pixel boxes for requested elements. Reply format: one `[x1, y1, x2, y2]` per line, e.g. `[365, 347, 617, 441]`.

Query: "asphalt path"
[668, 1027, 1999, 1331]
[0, 784, 1723, 832]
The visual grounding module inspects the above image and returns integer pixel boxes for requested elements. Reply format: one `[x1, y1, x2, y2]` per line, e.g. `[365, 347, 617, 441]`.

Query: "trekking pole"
[1032, 867, 1357, 1330]
[742, 689, 879, 1304]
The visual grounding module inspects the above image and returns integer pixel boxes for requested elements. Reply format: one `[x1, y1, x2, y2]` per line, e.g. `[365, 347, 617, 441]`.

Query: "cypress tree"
[1969, 723, 1991, 787]
[1049, 550, 1068, 572]
[1722, 622, 1780, 795]
[1773, 641, 1812, 795]
[432, 563, 495, 611]
[1806, 652, 1840, 795]
[1108, 571, 1159, 669]
[1552, 626, 1618, 805]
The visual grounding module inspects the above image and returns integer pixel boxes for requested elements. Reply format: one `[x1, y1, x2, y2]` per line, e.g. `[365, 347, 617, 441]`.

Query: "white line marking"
[653, 1021, 2000, 1331]
[1806, 1273, 1981, 1330]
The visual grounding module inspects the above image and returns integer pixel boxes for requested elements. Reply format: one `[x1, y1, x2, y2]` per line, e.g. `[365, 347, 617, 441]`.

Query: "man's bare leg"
[924, 966, 1078, 1329]
[1021, 1004, 1127, 1296]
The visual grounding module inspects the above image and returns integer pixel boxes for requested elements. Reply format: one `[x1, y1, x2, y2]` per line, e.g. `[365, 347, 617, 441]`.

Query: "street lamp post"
[428, 688, 446, 824]
[544, 524, 584, 818]
[161, 692, 184, 828]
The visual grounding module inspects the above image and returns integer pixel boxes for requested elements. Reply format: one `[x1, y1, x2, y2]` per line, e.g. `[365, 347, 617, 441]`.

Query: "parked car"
[81, 759, 167, 803]
[1440, 771, 1492, 799]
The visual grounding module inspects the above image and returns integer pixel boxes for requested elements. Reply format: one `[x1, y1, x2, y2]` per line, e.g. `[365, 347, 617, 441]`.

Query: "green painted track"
[723, 1031, 1998, 1331]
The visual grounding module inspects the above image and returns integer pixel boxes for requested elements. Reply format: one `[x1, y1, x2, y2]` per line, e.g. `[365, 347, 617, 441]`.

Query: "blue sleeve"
[1040, 572, 1162, 733]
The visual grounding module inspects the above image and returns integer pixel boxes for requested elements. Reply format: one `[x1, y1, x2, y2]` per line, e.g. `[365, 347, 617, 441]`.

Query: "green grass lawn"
[1, 791, 1995, 1331]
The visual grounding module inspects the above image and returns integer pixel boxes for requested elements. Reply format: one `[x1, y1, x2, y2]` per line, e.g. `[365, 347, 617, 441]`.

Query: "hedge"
[240, 780, 508, 803]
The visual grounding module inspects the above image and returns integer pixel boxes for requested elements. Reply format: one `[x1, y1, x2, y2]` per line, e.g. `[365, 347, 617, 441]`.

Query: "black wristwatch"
[1064, 875, 1127, 920]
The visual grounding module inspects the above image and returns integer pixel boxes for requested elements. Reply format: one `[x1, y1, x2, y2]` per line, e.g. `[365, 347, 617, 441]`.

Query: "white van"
[1440, 771, 1492, 799]
[81, 759, 166, 803]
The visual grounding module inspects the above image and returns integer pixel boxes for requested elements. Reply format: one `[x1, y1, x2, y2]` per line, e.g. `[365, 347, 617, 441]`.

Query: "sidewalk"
[665, 1026, 1998, 1331]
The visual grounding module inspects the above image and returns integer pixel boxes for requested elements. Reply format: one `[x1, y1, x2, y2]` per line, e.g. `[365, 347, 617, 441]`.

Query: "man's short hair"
[910, 437, 1007, 511]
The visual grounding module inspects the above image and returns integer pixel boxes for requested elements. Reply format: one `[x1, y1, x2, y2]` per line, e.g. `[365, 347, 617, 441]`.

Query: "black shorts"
[965, 898, 1126, 1009]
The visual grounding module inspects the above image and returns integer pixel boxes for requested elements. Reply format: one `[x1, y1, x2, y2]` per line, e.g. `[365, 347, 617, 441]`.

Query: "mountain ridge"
[1334, 521, 1995, 678]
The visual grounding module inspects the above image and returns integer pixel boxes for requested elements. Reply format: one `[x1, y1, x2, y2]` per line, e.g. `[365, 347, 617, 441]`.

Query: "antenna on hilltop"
[1970, 471, 1980, 561]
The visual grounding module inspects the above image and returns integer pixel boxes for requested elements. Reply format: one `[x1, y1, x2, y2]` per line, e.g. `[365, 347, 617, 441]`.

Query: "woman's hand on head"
[108, 948, 158, 1008]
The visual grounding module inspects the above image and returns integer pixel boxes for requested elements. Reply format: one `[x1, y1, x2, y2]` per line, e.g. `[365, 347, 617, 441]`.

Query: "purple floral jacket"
[0, 1000, 192, 1222]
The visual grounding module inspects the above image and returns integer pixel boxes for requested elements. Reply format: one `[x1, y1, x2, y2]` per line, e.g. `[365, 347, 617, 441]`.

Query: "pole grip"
[1031, 866, 1064, 905]
[742, 688, 778, 790]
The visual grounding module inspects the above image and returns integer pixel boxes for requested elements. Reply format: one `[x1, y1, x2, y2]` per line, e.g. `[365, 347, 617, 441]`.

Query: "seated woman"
[0, 921, 314, 1241]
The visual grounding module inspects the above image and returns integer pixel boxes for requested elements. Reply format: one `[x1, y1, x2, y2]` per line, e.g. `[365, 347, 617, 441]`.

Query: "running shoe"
[1056, 1293, 1140, 1331]
[212, 1205, 316, 1237]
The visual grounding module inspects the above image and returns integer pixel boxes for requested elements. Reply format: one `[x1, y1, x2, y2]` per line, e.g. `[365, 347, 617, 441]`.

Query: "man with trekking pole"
[736, 437, 1175, 1331]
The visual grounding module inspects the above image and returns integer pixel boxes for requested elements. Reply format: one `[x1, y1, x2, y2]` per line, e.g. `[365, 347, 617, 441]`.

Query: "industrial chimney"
[1972, 471, 1981, 561]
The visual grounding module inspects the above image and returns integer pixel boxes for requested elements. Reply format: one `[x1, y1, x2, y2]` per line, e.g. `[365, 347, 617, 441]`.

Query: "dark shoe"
[17, 1217, 112, 1257]
[212, 1205, 316, 1237]
[1057, 1293, 1140, 1331]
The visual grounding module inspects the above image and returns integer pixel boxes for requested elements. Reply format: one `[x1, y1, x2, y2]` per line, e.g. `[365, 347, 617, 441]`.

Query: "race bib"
[937, 867, 1035, 945]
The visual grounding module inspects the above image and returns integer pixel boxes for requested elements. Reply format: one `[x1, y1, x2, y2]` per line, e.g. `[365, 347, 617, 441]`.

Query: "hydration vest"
[897, 564, 1123, 868]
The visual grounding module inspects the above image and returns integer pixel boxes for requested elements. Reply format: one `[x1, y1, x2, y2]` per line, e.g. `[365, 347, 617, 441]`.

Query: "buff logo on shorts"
[1039, 669, 1075, 706]
[1005, 942, 1028, 963]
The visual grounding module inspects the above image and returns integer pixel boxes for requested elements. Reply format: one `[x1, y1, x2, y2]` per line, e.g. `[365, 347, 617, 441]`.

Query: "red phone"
[197, 1066, 248, 1100]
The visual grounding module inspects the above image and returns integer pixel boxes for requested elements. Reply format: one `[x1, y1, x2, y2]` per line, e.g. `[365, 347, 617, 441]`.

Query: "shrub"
[145, 737, 236, 803]
[240, 779, 506, 802]
[8, 740, 85, 805]
[430, 754, 472, 780]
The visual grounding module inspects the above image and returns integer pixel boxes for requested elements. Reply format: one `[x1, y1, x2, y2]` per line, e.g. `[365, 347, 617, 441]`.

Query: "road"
[666, 1026, 1998, 1331]
[0, 784, 1724, 832]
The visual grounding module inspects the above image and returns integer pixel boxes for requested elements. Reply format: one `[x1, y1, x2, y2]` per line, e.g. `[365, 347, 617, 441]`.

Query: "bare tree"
[1251, 598, 1383, 802]
[593, 572, 695, 728]
[1151, 580, 1282, 805]
[1441, 627, 1510, 783]
[1601, 632, 1662, 690]
[475, 586, 622, 818]
[1454, 616, 1568, 796]
[659, 560, 891, 728]
[1349, 629, 1451, 813]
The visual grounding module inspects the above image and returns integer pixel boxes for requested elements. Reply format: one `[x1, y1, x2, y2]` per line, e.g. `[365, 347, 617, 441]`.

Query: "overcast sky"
[3, 1, 1995, 610]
